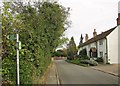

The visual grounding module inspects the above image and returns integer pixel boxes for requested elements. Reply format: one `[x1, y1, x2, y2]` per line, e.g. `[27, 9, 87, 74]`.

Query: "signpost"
[16, 33, 20, 86]
[8, 33, 20, 85]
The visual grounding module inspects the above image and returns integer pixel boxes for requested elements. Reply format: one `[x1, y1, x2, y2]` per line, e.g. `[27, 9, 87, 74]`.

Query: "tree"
[78, 34, 83, 48]
[52, 49, 67, 57]
[2, 1, 70, 84]
[67, 37, 77, 60]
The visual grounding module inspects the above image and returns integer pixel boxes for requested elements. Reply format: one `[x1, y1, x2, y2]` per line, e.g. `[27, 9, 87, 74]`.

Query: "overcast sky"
[58, 0, 119, 46]
[0, 0, 119, 46]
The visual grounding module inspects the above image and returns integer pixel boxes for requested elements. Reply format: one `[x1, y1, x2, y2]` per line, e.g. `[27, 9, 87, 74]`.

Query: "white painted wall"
[79, 39, 107, 59]
[90, 42, 96, 48]
[118, 26, 120, 63]
[97, 39, 107, 58]
[107, 27, 119, 64]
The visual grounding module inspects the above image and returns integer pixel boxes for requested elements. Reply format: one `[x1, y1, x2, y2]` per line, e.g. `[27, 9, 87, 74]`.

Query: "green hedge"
[2, 1, 69, 84]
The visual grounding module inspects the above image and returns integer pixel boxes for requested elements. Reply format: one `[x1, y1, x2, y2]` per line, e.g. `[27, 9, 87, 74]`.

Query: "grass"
[66, 58, 89, 67]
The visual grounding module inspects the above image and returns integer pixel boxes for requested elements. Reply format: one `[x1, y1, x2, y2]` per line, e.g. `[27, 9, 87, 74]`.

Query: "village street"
[54, 60, 119, 84]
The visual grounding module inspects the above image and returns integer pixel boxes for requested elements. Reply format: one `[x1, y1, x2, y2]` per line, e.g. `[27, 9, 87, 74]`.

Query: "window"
[99, 40, 103, 45]
[100, 52, 103, 57]
[94, 43, 96, 46]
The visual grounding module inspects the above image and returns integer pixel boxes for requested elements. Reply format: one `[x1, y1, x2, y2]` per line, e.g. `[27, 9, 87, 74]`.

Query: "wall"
[97, 39, 107, 58]
[79, 39, 107, 59]
[107, 27, 119, 64]
[118, 26, 120, 63]
[88, 42, 96, 57]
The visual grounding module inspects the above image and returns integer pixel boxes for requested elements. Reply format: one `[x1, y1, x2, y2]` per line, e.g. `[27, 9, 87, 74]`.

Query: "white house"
[78, 14, 120, 64]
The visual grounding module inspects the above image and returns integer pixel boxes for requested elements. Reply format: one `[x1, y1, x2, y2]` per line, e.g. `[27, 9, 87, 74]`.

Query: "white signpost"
[8, 33, 21, 85]
[16, 33, 20, 86]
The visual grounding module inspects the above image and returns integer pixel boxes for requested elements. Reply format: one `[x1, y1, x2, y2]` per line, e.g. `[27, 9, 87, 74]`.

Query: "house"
[78, 13, 120, 64]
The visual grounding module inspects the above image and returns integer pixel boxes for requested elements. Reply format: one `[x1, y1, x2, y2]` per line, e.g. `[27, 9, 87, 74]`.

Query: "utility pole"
[16, 33, 20, 86]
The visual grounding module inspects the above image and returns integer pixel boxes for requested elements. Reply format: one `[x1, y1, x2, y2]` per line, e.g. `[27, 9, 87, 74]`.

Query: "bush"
[66, 58, 80, 64]
[52, 50, 67, 57]
[80, 56, 89, 60]
[78, 48, 90, 60]
[2, 2, 69, 84]
[79, 48, 87, 57]
[80, 59, 98, 66]
[66, 59, 89, 67]
[96, 57, 103, 62]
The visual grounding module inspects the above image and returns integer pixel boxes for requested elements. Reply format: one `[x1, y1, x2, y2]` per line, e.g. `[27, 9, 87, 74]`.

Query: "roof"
[79, 26, 117, 47]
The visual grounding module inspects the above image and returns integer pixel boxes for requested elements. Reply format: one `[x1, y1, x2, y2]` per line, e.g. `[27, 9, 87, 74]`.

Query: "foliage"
[52, 49, 67, 57]
[80, 59, 98, 66]
[66, 58, 88, 67]
[2, 1, 69, 84]
[79, 48, 89, 60]
[96, 57, 103, 63]
[78, 34, 83, 48]
[67, 37, 77, 60]
[66, 58, 98, 67]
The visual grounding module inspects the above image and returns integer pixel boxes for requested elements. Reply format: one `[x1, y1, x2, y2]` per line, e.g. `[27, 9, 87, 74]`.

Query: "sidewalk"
[91, 64, 120, 77]
[45, 62, 60, 85]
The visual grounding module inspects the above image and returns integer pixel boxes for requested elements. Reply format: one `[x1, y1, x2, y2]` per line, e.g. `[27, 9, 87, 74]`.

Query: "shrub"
[79, 48, 87, 57]
[80, 59, 98, 66]
[78, 48, 90, 60]
[52, 50, 67, 57]
[2, 2, 69, 84]
[96, 57, 103, 62]
[80, 56, 89, 60]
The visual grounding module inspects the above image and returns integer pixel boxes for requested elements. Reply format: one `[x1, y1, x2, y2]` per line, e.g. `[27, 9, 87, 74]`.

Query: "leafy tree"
[52, 49, 67, 57]
[2, 1, 70, 84]
[67, 37, 77, 60]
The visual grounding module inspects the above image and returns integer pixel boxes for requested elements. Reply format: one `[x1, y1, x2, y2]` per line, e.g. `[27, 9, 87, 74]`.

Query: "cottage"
[78, 13, 120, 64]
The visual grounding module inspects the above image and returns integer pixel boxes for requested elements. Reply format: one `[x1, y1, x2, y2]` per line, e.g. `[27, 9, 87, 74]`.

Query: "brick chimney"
[117, 13, 120, 26]
[85, 34, 89, 42]
[93, 29, 97, 37]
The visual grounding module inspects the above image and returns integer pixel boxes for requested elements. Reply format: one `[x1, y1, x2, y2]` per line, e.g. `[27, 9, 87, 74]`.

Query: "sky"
[0, 0, 119, 47]
[58, 0, 119, 46]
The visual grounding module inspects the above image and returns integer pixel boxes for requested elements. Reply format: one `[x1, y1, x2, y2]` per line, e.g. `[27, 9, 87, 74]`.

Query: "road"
[55, 60, 119, 84]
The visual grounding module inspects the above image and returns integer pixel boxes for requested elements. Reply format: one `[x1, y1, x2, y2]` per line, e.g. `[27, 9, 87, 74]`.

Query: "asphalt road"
[55, 60, 119, 84]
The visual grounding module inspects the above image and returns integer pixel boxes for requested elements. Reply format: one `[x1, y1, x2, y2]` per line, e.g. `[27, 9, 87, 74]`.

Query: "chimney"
[93, 29, 97, 37]
[85, 34, 89, 42]
[117, 13, 120, 26]
[117, 1, 120, 25]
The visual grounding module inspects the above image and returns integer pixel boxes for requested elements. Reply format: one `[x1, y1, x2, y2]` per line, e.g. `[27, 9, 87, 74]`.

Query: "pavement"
[45, 62, 60, 85]
[91, 64, 120, 77]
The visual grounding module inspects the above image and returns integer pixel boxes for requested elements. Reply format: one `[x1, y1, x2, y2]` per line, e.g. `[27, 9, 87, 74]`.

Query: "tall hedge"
[1, 1, 69, 84]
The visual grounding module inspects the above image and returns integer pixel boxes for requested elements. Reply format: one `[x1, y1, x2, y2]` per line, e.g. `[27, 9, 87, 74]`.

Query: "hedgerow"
[2, 1, 69, 84]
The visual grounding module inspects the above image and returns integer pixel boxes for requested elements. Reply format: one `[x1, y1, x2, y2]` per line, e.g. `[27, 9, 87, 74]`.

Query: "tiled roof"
[79, 26, 117, 47]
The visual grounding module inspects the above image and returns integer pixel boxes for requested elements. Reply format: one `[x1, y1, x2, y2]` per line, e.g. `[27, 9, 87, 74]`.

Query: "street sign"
[7, 35, 16, 40]
[19, 41, 21, 50]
